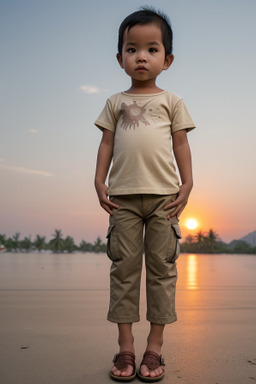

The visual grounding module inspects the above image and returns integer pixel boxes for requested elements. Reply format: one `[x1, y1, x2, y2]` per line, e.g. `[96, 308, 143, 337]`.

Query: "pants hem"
[107, 314, 140, 323]
[146, 313, 177, 324]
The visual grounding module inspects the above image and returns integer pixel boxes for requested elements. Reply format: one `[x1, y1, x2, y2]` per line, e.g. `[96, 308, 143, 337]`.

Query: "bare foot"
[139, 323, 165, 378]
[111, 347, 135, 378]
[111, 323, 135, 378]
[140, 362, 164, 379]
[140, 345, 164, 379]
[111, 362, 134, 378]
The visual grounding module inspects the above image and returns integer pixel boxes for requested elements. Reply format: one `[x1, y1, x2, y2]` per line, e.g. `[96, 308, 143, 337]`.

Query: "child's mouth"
[136, 66, 148, 72]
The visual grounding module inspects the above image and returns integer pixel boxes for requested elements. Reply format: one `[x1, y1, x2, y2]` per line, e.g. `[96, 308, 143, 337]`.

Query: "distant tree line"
[180, 229, 256, 254]
[0, 230, 106, 253]
[0, 229, 255, 254]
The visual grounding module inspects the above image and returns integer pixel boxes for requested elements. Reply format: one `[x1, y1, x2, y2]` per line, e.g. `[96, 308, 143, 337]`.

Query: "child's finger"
[168, 203, 186, 218]
[101, 202, 115, 215]
[100, 199, 119, 215]
[167, 208, 178, 219]
[164, 198, 180, 210]
[108, 201, 119, 209]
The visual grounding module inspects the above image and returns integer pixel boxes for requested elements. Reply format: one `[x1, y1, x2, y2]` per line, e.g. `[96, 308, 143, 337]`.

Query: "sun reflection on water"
[187, 254, 198, 290]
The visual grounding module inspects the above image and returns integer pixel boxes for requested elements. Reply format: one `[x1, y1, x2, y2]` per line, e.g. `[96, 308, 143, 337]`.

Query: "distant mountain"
[227, 230, 256, 249]
[239, 231, 256, 247]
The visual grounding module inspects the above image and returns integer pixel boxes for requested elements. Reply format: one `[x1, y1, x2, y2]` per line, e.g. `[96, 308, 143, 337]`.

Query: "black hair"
[118, 7, 173, 56]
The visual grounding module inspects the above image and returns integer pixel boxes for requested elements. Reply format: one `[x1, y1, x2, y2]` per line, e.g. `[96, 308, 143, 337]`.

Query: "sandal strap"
[112, 351, 136, 371]
[140, 351, 165, 370]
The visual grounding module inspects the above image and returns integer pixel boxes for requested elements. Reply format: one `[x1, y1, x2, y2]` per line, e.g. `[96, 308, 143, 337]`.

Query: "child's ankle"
[119, 338, 134, 352]
[146, 336, 163, 354]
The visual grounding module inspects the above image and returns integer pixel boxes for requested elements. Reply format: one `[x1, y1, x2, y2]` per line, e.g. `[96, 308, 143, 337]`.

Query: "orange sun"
[185, 218, 198, 230]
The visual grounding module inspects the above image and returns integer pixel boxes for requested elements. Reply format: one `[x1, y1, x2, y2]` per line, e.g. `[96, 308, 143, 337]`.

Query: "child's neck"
[125, 80, 164, 94]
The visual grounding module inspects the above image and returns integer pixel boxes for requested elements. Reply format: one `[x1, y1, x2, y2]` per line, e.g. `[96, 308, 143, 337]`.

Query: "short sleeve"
[171, 99, 196, 134]
[94, 99, 116, 132]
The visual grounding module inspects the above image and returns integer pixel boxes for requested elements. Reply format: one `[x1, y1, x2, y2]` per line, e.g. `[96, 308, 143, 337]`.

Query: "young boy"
[94, 7, 195, 382]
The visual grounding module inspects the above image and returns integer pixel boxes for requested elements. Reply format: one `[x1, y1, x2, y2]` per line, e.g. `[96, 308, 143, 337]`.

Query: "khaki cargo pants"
[106, 194, 181, 325]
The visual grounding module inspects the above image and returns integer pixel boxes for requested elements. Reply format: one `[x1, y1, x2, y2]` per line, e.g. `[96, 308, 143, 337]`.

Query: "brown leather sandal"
[110, 351, 136, 382]
[138, 351, 165, 382]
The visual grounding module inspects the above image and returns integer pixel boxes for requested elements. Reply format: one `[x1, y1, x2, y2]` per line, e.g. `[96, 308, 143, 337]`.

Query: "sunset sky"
[1, 0, 255, 244]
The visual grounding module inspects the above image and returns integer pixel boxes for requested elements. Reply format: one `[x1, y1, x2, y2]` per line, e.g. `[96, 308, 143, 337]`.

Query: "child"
[94, 7, 195, 382]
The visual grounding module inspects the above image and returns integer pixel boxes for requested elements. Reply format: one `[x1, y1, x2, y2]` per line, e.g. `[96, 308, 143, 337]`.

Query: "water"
[0, 251, 255, 324]
[0, 252, 255, 292]
[0, 252, 110, 290]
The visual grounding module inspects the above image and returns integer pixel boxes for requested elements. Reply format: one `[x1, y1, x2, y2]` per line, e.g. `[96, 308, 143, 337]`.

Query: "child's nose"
[136, 51, 147, 62]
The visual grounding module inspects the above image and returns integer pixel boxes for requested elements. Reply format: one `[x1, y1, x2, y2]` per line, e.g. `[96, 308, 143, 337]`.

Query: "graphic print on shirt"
[120, 100, 151, 129]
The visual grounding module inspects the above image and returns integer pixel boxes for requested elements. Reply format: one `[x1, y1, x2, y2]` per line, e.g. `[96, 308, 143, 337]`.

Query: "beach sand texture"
[0, 252, 255, 384]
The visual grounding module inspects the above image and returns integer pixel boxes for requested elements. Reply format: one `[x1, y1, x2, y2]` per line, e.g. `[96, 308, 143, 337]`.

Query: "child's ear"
[116, 53, 124, 68]
[163, 54, 174, 70]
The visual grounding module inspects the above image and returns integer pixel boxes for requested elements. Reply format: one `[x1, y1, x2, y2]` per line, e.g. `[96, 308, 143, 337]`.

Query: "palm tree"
[93, 236, 106, 253]
[12, 232, 20, 251]
[21, 236, 32, 252]
[181, 234, 195, 252]
[194, 231, 206, 252]
[80, 240, 92, 252]
[206, 229, 219, 252]
[5, 237, 15, 251]
[63, 236, 76, 253]
[50, 229, 64, 252]
[186, 234, 194, 245]
[34, 235, 46, 252]
[0, 234, 6, 247]
[185, 235, 195, 252]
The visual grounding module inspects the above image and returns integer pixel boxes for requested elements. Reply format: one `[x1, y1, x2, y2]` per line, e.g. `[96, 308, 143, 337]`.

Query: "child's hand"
[95, 182, 119, 215]
[164, 184, 192, 219]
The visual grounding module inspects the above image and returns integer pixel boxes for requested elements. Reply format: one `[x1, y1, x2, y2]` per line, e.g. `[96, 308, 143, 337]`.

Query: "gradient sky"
[1, 0, 255, 244]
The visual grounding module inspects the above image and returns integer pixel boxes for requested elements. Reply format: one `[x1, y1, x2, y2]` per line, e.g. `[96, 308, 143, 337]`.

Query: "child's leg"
[144, 194, 179, 324]
[107, 195, 144, 378]
[107, 195, 144, 323]
[146, 323, 164, 353]
[118, 323, 134, 351]
[111, 323, 135, 378]
[140, 323, 165, 378]
[139, 194, 179, 378]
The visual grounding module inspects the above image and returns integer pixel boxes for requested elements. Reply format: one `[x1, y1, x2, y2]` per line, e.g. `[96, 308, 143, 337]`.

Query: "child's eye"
[149, 48, 157, 53]
[127, 48, 136, 53]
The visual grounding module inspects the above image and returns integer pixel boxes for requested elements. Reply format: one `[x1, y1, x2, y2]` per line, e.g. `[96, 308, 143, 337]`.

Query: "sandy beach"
[0, 252, 256, 384]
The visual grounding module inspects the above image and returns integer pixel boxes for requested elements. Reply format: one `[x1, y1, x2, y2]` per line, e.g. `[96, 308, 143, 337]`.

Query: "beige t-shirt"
[95, 91, 195, 196]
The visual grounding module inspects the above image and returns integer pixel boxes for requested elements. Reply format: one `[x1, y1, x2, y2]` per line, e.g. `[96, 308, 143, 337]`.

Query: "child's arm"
[94, 129, 119, 215]
[164, 130, 193, 218]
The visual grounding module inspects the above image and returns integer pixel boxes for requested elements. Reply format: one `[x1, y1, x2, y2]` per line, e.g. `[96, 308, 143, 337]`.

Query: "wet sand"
[0, 253, 256, 384]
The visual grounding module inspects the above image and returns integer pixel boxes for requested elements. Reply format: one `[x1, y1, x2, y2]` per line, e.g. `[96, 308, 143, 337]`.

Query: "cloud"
[28, 129, 38, 134]
[79, 85, 100, 94]
[0, 160, 53, 177]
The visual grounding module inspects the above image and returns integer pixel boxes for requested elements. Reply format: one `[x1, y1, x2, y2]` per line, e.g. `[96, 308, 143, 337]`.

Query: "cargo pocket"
[166, 217, 182, 263]
[106, 225, 120, 261]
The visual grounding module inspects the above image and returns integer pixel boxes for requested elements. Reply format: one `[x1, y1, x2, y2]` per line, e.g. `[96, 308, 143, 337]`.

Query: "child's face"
[117, 23, 173, 86]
